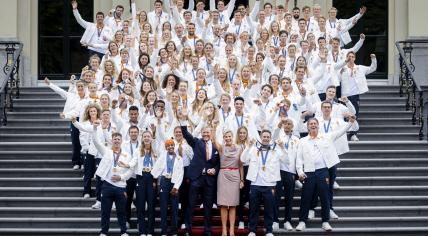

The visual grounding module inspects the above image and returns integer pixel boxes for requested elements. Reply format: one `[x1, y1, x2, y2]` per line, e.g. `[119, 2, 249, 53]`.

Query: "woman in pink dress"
[213, 128, 244, 236]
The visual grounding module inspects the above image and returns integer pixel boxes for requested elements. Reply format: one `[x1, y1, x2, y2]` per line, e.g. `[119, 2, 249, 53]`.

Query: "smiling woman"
[38, 0, 94, 80]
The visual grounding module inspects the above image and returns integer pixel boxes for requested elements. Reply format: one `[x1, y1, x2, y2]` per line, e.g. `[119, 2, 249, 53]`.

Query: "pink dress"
[217, 145, 241, 206]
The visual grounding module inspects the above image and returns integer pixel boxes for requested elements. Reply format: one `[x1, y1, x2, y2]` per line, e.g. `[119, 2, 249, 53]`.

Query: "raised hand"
[44, 77, 50, 85]
[71, 0, 77, 10]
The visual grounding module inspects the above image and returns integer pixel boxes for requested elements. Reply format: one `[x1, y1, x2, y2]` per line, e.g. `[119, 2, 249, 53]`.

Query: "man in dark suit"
[180, 123, 220, 236]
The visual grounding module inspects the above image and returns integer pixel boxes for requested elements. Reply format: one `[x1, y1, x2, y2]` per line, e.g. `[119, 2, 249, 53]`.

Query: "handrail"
[395, 40, 428, 140]
[0, 41, 23, 126]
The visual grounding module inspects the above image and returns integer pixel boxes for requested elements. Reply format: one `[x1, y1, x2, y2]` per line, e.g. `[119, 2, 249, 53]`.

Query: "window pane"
[69, 38, 89, 74]
[39, 0, 64, 36]
[333, 0, 387, 36]
[39, 38, 63, 74]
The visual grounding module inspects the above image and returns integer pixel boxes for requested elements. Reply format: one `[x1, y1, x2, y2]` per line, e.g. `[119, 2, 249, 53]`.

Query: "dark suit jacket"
[181, 126, 220, 184]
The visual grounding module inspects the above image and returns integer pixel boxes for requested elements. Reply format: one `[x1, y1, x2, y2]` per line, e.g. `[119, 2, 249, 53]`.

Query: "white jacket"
[151, 151, 184, 190]
[92, 126, 133, 188]
[73, 9, 113, 53]
[241, 145, 285, 183]
[340, 58, 377, 97]
[296, 122, 352, 176]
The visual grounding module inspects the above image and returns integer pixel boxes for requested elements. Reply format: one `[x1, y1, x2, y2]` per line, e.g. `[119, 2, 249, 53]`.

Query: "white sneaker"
[247, 232, 256, 236]
[83, 194, 90, 199]
[179, 203, 181, 210]
[295, 180, 303, 189]
[200, 203, 203, 208]
[350, 134, 359, 141]
[139, 234, 146, 236]
[295, 222, 306, 231]
[147, 234, 153, 236]
[126, 222, 130, 229]
[265, 233, 274, 236]
[244, 202, 249, 209]
[99, 234, 107, 236]
[91, 201, 101, 209]
[213, 203, 217, 209]
[121, 233, 129, 236]
[308, 209, 315, 219]
[131, 202, 136, 210]
[272, 222, 279, 230]
[330, 209, 339, 219]
[81, 165, 85, 170]
[73, 165, 80, 170]
[322, 222, 333, 231]
[181, 223, 186, 229]
[333, 181, 340, 190]
[284, 221, 293, 231]
[238, 221, 245, 229]
[112, 203, 116, 209]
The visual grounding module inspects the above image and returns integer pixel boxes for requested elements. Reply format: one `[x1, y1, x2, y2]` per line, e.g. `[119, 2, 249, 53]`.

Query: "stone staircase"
[0, 85, 427, 235]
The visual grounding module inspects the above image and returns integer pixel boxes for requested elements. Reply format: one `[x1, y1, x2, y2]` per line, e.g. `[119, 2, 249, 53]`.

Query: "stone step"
[359, 111, 413, 119]
[366, 85, 400, 92]
[357, 133, 419, 141]
[1, 195, 426, 208]
[338, 167, 428, 177]
[348, 141, 428, 150]
[7, 112, 64, 119]
[5, 119, 69, 127]
[0, 206, 425, 218]
[359, 104, 406, 112]
[0, 151, 72, 159]
[13, 104, 63, 112]
[359, 97, 406, 105]
[358, 118, 413, 125]
[14, 99, 65, 105]
[0, 142, 71, 151]
[360, 91, 401, 98]
[0, 160, 70, 169]
[342, 150, 428, 159]
[1, 175, 426, 188]
[358, 125, 421, 133]
[1, 185, 426, 197]
[18, 92, 62, 99]
[0, 134, 70, 142]
[0, 127, 69, 134]
[337, 176, 428, 186]
[339, 158, 428, 168]
[19, 87, 68, 92]
[0, 216, 427, 229]
[0, 227, 426, 236]
[0, 168, 82, 178]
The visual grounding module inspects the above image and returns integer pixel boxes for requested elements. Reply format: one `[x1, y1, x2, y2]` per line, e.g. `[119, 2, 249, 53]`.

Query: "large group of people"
[45, 0, 377, 235]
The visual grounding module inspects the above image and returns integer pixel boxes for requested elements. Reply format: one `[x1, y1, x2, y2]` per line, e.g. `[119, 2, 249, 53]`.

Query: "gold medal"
[104, 142, 108, 146]
[262, 166, 266, 171]
[113, 167, 118, 172]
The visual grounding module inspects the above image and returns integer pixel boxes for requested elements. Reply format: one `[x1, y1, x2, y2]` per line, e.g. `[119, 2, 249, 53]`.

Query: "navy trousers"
[70, 121, 82, 166]
[186, 175, 216, 234]
[274, 171, 296, 223]
[159, 177, 179, 235]
[249, 185, 275, 234]
[299, 168, 330, 223]
[136, 172, 155, 235]
[100, 181, 127, 234]
[125, 177, 137, 224]
[83, 152, 95, 196]
[237, 165, 250, 222]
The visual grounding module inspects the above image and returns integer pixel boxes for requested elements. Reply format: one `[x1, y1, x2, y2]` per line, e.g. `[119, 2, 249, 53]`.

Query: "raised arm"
[91, 124, 108, 156]
[349, 34, 365, 53]
[71, 1, 90, 29]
